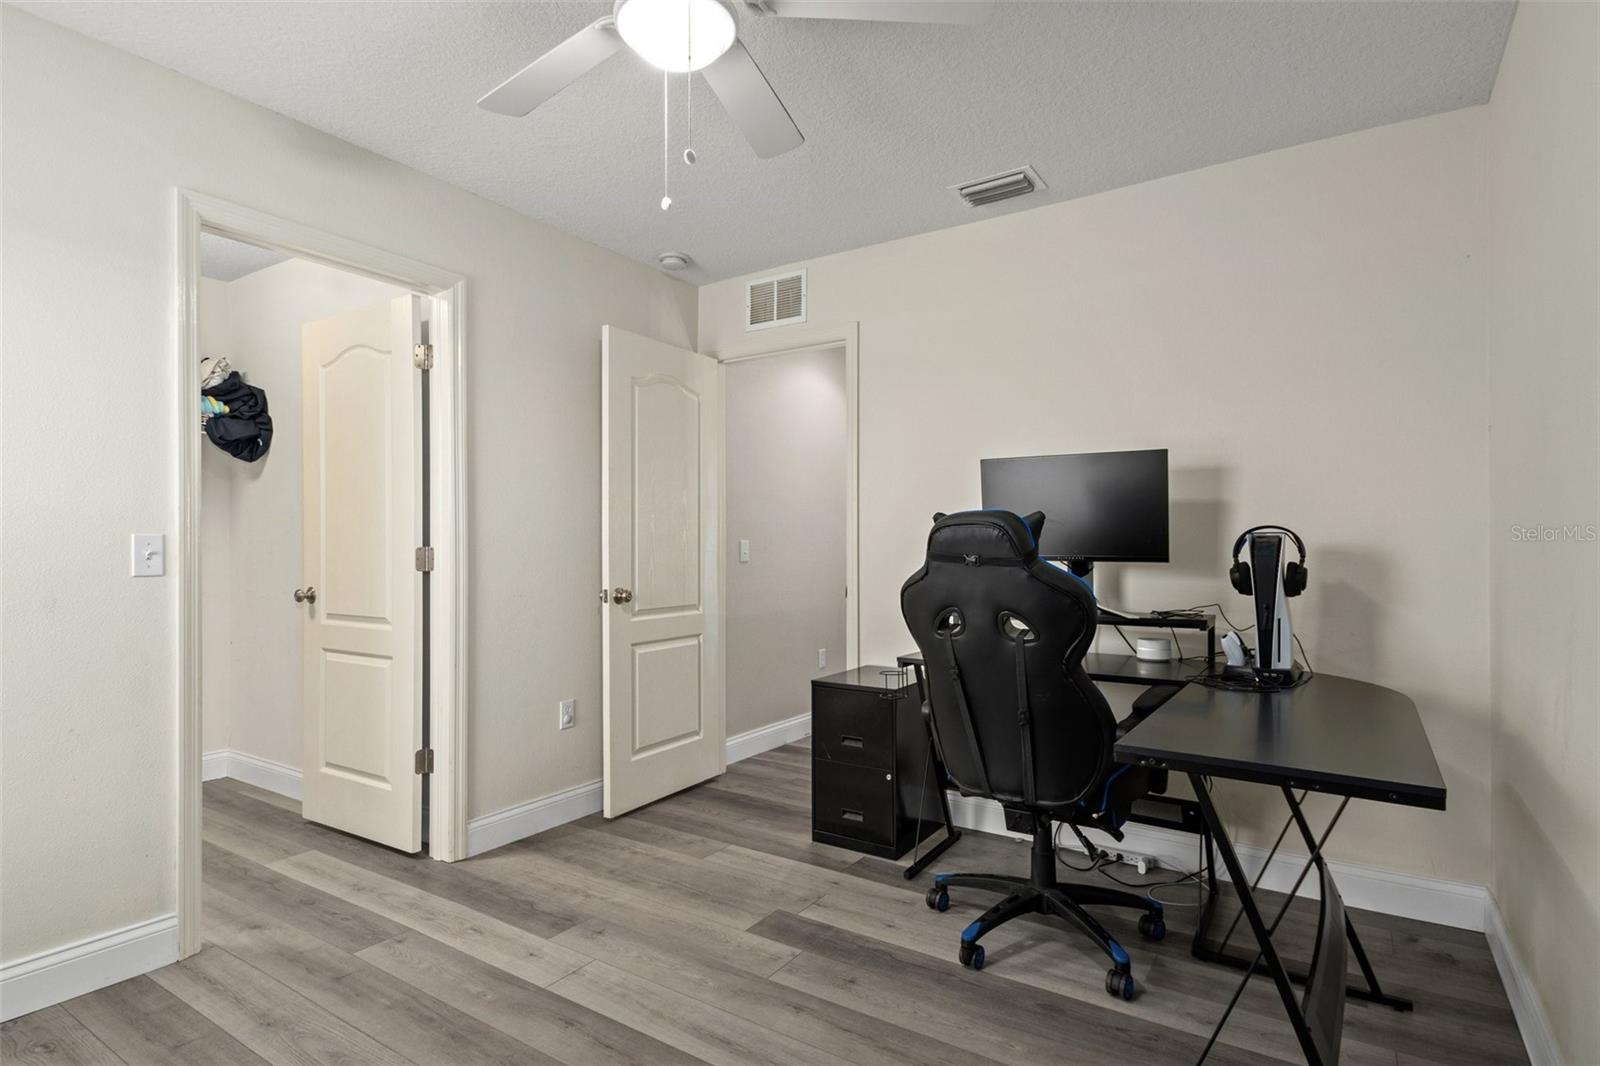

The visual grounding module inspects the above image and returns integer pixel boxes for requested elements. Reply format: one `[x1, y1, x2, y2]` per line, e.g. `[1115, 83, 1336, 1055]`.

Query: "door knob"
[611, 587, 633, 604]
[294, 586, 317, 604]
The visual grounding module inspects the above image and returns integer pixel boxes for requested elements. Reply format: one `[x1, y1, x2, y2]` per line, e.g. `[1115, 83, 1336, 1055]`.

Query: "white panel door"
[601, 325, 723, 817]
[301, 296, 423, 852]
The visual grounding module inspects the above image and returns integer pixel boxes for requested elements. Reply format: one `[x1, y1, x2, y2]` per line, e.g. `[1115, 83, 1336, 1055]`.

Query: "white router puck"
[1135, 636, 1173, 662]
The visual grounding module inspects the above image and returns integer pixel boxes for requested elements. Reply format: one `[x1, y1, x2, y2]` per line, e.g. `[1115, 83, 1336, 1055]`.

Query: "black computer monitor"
[979, 449, 1169, 565]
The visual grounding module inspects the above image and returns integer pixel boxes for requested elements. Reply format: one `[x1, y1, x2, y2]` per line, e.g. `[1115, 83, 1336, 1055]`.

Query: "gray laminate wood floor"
[3, 740, 1527, 1065]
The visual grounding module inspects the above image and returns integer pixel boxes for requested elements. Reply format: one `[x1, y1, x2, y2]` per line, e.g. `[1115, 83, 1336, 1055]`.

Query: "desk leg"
[903, 661, 962, 881]
[1189, 773, 1323, 1066]
[1192, 796, 1414, 1013]
[908, 662, 928, 708]
[1280, 787, 1412, 1012]
[902, 801, 961, 879]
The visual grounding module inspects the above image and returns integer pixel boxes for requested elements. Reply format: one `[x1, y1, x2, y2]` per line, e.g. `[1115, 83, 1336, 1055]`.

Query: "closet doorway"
[720, 339, 858, 746]
[176, 193, 467, 959]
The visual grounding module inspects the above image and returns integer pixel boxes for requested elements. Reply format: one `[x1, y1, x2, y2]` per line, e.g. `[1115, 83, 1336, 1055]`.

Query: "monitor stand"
[1057, 563, 1217, 662]
[1063, 560, 1136, 620]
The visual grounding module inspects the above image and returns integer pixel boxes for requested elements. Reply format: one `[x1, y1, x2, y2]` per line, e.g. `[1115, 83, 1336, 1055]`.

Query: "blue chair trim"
[1095, 764, 1132, 812]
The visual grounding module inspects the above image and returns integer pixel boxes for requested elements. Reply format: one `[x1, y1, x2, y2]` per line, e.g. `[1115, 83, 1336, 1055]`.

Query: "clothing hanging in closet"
[203, 370, 273, 462]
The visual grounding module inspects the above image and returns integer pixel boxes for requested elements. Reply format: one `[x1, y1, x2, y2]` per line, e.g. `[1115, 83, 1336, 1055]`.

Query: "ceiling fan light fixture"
[615, 0, 736, 73]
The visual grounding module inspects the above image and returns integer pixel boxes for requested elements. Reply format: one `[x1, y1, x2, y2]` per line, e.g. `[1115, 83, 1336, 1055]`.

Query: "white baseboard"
[202, 749, 302, 801]
[201, 749, 230, 781]
[465, 714, 812, 858]
[725, 712, 811, 764]
[946, 794, 1490, 932]
[1485, 896, 1561, 1066]
[0, 914, 177, 1022]
[466, 779, 604, 857]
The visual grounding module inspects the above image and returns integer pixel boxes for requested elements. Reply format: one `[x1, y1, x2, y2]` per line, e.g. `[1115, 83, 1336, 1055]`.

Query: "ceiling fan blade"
[760, 1, 993, 24]
[478, 19, 624, 117]
[701, 40, 805, 159]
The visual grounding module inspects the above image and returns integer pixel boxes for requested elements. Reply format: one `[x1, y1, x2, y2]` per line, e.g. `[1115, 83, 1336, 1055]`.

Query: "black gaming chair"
[901, 509, 1164, 999]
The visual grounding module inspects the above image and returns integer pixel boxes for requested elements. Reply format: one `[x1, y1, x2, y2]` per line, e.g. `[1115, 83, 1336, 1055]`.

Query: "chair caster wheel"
[926, 887, 949, 912]
[959, 943, 985, 970]
[1105, 968, 1135, 1000]
[1139, 913, 1166, 941]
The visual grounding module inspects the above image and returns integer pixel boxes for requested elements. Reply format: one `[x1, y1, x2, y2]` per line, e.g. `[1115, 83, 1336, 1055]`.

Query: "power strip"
[1056, 838, 1159, 876]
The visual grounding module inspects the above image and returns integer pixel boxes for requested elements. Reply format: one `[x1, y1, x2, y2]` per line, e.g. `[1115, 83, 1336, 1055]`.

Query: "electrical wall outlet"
[818, 648, 827, 669]
[558, 699, 576, 730]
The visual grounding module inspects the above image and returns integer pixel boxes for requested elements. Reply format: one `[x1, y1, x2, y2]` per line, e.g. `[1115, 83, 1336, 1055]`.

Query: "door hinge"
[415, 748, 434, 775]
[413, 342, 434, 371]
[415, 546, 434, 572]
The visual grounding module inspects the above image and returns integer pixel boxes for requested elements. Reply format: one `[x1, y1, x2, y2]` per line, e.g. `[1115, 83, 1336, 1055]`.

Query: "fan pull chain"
[683, 2, 696, 166]
[660, 70, 671, 211]
[684, 72, 695, 165]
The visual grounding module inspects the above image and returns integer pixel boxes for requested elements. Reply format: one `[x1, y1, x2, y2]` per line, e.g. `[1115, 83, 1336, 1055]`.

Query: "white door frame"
[707, 322, 861, 674]
[174, 190, 470, 958]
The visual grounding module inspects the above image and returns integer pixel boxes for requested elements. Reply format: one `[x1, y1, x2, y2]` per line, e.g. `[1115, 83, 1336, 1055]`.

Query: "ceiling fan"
[478, 0, 993, 159]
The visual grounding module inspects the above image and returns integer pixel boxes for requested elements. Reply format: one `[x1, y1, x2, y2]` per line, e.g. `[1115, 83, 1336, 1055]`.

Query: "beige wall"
[199, 258, 411, 769]
[725, 348, 848, 737]
[0, 9, 694, 963]
[1486, 4, 1600, 1062]
[700, 108, 1493, 883]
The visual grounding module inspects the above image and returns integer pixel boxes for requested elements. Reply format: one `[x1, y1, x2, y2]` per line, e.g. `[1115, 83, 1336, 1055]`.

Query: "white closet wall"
[199, 277, 235, 757]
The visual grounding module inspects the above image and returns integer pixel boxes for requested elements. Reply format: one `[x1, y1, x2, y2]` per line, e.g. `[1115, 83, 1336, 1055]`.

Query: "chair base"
[924, 818, 1164, 999]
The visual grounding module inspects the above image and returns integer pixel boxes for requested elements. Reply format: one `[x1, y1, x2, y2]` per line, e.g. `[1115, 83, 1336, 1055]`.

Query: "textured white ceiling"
[199, 232, 292, 281]
[22, 1, 1514, 282]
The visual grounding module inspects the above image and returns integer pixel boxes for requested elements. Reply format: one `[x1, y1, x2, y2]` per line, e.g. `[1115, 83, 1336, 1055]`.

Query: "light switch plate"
[131, 534, 164, 577]
[558, 698, 576, 730]
[738, 539, 750, 563]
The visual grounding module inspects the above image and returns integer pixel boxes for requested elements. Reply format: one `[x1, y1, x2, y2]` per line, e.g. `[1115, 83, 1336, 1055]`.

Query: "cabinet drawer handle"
[840, 735, 864, 749]
[840, 808, 864, 823]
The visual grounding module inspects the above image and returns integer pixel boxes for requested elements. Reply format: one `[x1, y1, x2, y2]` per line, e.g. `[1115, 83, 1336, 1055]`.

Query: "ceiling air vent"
[746, 270, 806, 331]
[951, 165, 1047, 208]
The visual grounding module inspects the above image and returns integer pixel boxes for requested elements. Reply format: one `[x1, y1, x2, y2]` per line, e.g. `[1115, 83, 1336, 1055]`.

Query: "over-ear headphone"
[1229, 525, 1308, 598]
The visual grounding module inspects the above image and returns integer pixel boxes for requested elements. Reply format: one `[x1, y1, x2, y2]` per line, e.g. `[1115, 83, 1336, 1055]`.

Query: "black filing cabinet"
[811, 666, 944, 859]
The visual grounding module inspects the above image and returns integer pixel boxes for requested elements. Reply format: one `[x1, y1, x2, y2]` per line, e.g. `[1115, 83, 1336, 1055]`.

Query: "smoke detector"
[657, 251, 692, 271]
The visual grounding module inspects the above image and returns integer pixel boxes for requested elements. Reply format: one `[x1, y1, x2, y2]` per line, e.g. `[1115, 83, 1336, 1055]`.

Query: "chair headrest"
[927, 509, 1047, 565]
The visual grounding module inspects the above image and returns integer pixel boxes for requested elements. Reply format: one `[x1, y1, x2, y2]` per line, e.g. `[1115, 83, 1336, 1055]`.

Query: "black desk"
[898, 649, 1193, 687]
[898, 647, 1446, 1064]
[1116, 677, 1446, 809]
[1116, 675, 1447, 1066]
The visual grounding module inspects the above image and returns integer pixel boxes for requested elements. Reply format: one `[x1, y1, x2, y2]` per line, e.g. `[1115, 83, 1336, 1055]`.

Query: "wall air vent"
[951, 165, 1047, 208]
[746, 269, 806, 331]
